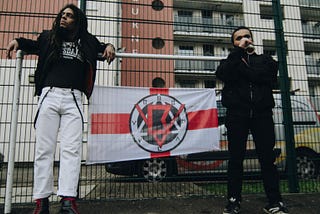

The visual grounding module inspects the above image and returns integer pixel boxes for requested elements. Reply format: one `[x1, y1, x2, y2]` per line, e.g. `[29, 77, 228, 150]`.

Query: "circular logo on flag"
[129, 94, 188, 153]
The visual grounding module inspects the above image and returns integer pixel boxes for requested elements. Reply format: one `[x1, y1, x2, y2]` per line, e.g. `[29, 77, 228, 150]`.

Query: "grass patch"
[200, 179, 320, 195]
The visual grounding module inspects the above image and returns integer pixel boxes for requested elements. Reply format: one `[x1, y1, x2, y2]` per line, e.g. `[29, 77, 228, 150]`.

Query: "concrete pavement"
[4, 192, 320, 214]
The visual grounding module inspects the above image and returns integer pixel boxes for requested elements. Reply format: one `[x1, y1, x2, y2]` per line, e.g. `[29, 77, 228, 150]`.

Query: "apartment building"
[117, 0, 320, 98]
[171, 0, 319, 96]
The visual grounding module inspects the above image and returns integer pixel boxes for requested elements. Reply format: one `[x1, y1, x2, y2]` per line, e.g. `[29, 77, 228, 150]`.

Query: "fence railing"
[2, 51, 224, 213]
[3, 49, 320, 211]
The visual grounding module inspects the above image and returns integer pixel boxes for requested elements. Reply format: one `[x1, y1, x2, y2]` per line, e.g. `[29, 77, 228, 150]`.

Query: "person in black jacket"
[216, 26, 289, 214]
[6, 4, 115, 214]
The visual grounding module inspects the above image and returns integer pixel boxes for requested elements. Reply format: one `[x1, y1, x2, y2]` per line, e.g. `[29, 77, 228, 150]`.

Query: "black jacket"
[216, 47, 278, 117]
[16, 30, 108, 99]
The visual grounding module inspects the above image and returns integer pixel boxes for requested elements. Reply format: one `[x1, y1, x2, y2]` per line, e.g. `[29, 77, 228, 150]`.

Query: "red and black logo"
[129, 94, 188, 153]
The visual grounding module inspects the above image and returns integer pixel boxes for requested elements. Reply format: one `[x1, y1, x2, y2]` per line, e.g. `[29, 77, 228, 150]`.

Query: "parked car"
[105, 94, 320, 181]
[273, 94, 320, 179]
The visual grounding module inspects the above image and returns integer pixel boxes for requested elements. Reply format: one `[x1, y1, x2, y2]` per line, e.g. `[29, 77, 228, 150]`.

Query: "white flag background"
[87, 86, 220, 164]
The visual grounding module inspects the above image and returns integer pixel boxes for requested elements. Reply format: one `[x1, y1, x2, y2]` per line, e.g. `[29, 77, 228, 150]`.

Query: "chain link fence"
[0, 0, 319, 208]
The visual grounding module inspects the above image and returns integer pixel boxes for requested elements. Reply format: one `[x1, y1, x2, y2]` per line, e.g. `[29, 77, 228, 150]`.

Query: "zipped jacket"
[16, 30, 108, 99]
[216, 47, 278, 117]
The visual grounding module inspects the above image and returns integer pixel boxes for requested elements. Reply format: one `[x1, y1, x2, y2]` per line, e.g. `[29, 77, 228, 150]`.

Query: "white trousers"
[33, 87, 83, 199]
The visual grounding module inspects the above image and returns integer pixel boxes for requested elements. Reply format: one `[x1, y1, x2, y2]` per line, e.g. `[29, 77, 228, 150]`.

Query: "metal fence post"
[80, 0, 87, 13]
[272, 0, 299, 192]
[4, 50, 24, 214]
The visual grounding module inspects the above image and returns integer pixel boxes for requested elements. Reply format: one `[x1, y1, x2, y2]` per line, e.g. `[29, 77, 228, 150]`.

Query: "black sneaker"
[263, 202, 289, 214]
[33, 197, 49, 214]
[60, 197, 80, 214]
[223, 198, 241, 214]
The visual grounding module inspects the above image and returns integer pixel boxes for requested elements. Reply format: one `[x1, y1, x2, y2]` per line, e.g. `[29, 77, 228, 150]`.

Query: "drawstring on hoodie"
[241, 54, 254, 118]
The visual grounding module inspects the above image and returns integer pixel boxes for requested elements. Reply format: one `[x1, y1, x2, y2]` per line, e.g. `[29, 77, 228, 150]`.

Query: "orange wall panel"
[121, 0, 174, 87]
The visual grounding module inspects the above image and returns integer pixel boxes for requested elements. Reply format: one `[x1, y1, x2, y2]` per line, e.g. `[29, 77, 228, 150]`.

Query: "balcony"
[305, 57, 320, 76]
[302, 22, 320, 39]
[175, 60, 220, 73]
[299, 0, 320, 8]
[174, 16, 244, 35]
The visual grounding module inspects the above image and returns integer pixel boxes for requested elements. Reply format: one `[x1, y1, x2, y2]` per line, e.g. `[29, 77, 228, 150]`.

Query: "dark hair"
[231, 26, 253, 45]
[152, 77, 166, 88]
[49, 4, 88, 57]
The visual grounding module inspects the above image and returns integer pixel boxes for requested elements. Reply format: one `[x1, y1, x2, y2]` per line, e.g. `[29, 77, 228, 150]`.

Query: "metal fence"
[0, 0, 320, 210]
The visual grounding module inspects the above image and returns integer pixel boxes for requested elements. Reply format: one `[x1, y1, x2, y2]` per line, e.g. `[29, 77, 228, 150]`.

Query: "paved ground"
[2, 165, 319, 213]
[4, 192, 320, 214]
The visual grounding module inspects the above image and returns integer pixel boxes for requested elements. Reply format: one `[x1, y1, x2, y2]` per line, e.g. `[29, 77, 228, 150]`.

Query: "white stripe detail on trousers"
[33, 87, 83, 199]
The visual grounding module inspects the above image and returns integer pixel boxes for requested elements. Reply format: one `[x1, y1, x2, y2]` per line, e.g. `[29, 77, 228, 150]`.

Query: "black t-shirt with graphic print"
[43, 41, 86, 92]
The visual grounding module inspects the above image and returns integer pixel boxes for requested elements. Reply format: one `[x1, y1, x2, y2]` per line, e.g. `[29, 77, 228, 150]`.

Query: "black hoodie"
[216, 47, 278, 117]
[16, 30, 108, 99]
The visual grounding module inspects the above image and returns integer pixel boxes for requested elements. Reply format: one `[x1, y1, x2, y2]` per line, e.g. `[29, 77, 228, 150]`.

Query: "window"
[204, 80, 215, 88]
[308, 81, 317, 96]
[179, 80, 196, 88]
[221, 14, 235, 25]
[263, 40, 288, 56]
[263, 40, 277, 56]
[203, 45, 215, 71]
[176, 46, 194, 70]
[152, 0, 164, 11]
[178, 10, 192, 17]
[152, 37, 165, 49]
[178, 46, 194, 55]
[202, 10, 212, 19]
[260, 5, 282, 20]
[202, 10, 213, 32]
[226, 15, 234, 25]
[203, 45, 214, 56]
[217, 100, 227, 125]
[176, 11, 193, 31]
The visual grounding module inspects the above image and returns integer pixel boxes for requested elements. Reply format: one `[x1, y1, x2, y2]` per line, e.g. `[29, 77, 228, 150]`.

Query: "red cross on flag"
[87, 86, 220, 164]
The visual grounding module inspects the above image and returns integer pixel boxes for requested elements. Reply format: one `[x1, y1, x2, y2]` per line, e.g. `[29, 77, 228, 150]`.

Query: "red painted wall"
[121, 0, 174, 87]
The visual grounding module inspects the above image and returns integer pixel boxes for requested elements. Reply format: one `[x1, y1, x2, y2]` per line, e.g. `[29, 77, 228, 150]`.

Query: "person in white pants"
[6, 4, 115, 214]
[34, 87, 83, 199]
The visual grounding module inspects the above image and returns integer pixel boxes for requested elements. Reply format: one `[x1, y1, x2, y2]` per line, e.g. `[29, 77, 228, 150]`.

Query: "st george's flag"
[87, 86, 220, 164]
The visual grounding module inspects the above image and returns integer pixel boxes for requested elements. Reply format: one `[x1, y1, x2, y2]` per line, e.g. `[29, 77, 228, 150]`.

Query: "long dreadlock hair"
[49, 4, 88, 58]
